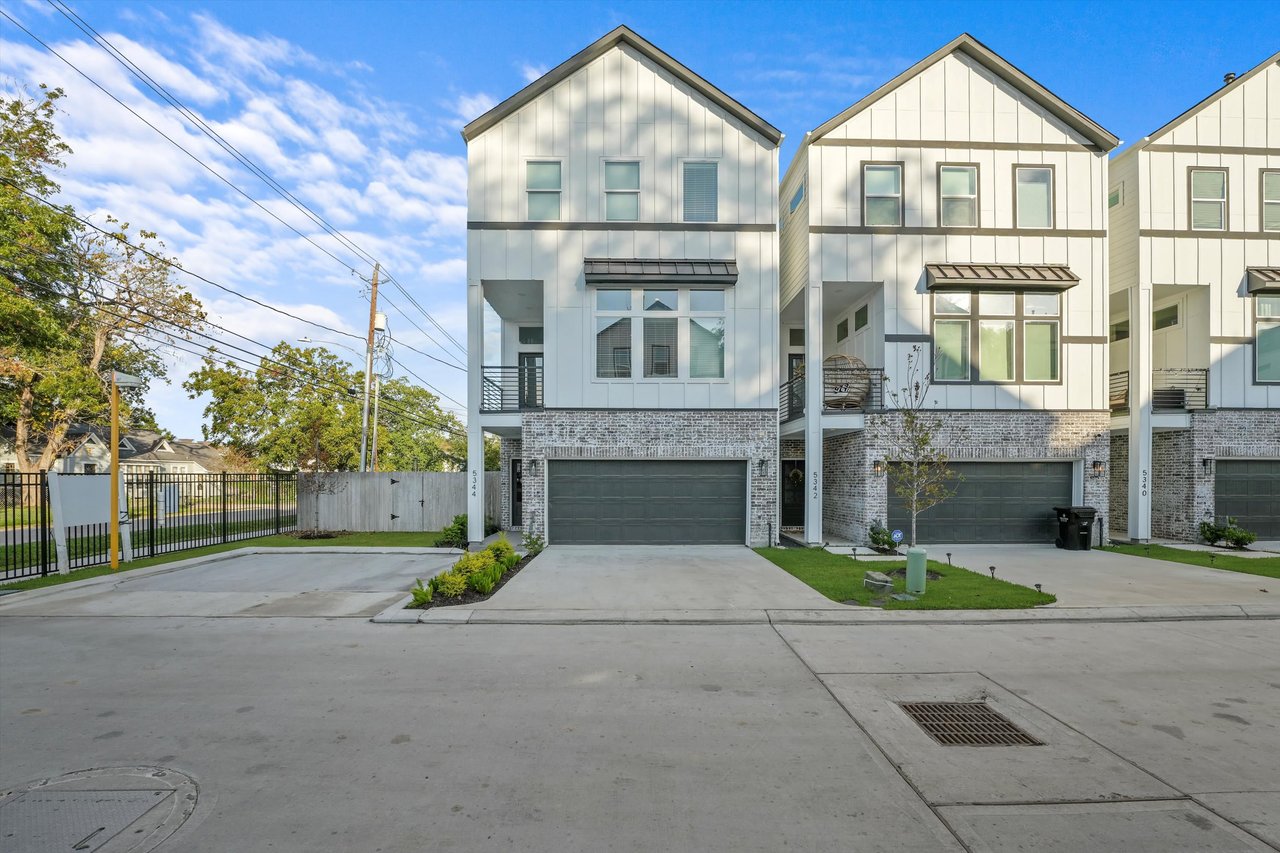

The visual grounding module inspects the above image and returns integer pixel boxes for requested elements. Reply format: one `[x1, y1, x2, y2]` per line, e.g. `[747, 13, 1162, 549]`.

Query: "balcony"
[1109, 368, 1208, 413]
[779, 366, 885, 423]
[480, 365, 543, 413]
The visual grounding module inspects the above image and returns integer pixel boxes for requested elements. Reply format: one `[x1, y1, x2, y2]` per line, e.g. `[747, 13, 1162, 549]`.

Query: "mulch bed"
[885, 567, 942, 581]
[407, 552, 537, 609]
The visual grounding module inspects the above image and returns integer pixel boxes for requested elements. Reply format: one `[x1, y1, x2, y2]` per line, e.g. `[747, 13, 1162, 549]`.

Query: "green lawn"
[1102, 543, 1280, 580]
[0, 530, 447, 592]
[755, 547, 1056, 610]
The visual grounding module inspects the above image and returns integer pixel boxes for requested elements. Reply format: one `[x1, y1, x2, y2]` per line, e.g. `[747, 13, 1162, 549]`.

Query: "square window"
[643, 290, 678, 311]
[527, 191, 560, 221]
[605, 194, 639, 221]
[596, 289, 631, 311]
[980, 292, 1016, 316]
[1024, 293, 1060, 316]
[527, 162, 561, 189]
[854, 304, 869, 330]
[934, 292, 971, 315]
[836, 318, 849, 341]
[605, 161, 639, 190]
[690, 290, 724, 312]
[1154, 304, 1179, 330]
[518, 327, 543, 345]
[683, 162, 718, 222]
[1015, 167, 1053, 228]
[788, 328, 804, 347]
[1257, 295, 1280, 320]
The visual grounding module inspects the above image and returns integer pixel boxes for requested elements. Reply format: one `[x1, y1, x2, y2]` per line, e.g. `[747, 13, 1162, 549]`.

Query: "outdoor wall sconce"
[872, 459, 885, 476]
[756, 458, 768, 475]
[1091, 460, 1106, 476]
[1201, 457, 1213, 472]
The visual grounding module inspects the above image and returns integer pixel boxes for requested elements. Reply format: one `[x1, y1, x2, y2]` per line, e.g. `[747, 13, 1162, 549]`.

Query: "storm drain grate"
[899, 701, 1043, 746]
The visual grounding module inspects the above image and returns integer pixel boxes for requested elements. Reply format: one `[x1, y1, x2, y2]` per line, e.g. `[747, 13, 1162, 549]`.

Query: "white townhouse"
[462, 27, 782, 547]
[778, 34, 1119, 546]
[1108, 51, 1280, 541]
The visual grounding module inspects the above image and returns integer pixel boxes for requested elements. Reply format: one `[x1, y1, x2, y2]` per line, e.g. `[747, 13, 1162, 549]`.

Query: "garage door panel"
[1215, 461, 1280, 537]
[548, 460, 747, 545]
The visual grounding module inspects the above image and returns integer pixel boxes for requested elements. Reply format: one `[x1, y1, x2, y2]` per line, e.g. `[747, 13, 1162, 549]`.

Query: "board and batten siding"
[1127, 59, 1280, 408]
[779, 151, 810, 310]
[800, 50, 1109, 412]
[467, 41, 780, 410]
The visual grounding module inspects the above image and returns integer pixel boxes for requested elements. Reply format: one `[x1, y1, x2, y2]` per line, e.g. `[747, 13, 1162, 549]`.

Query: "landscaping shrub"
[410, 578, 433, 607]
[439, 514, 469, 549]
[487, 534, 516, 566]
[522, 530, 546, 556]
[468, 571, 496, 595]
[1223, 520, 1257, 549]
[1199, 519, 1226, 546]
[868, 519, 895, 551]
[452, 550, 497, 577]
[436, 571, 468, 598]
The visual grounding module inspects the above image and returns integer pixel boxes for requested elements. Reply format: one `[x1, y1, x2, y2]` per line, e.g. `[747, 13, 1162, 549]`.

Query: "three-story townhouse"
[1108, 51, 1280, 542]
[778, 34, 1119, 547]
[462, 27, 782, 547]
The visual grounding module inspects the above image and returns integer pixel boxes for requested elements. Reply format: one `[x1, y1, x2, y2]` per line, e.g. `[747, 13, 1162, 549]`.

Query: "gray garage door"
[888, 461, 1074, 544]
[548, 460, 747, 545]
[1216, 460, 1280, 538]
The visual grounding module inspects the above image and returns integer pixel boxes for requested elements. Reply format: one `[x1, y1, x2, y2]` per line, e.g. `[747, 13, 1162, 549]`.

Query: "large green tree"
[1, 87, 204, 474]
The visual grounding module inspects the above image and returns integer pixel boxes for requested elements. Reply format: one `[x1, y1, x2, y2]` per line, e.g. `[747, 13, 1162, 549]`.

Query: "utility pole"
[370, 375, 381, 472]
[358, 262, 380, 472]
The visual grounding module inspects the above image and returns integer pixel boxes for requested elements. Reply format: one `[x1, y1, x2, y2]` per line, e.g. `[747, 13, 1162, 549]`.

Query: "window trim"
[1188, 166, 1228, 232]
[681, 159, 719, 223]
[789, 180, 806, 215]
[1261, 169, 1280, 233]
[1255, 294, 1280, 385]
[602, 158, 641, 222]
[1108, 182, 1124, 209]
[525, 159, 563, 222]
[937, 162, 980, 228]
[591, 286, 731, 383]
[1013, 164, 1055, 230]
[861, 160, 904, 227]
[930, 290, 1063, 386]
[1153, 302, 1181, 332]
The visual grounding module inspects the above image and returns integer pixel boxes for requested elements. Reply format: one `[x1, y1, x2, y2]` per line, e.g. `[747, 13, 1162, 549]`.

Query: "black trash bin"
[1054, 506, 1097, 551]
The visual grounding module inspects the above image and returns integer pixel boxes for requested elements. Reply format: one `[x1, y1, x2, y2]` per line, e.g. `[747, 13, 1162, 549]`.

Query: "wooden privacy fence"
[297, 471, 501, 533]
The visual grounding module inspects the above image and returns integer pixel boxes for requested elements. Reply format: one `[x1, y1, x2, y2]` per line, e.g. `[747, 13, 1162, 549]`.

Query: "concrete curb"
[370, 602, 1280, 626]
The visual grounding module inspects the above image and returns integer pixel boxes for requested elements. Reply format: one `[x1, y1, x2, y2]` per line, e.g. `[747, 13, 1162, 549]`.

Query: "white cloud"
[520, 62, 548, 83]
[447, 91, 496, 127]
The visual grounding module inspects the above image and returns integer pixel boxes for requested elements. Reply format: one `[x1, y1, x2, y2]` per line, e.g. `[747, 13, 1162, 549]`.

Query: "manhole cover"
[0, 767, 202, 853]
[899, 701, 1043, 746]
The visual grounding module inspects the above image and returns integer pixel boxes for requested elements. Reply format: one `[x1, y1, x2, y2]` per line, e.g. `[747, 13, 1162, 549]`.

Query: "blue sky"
[3, 0, 1277, 439]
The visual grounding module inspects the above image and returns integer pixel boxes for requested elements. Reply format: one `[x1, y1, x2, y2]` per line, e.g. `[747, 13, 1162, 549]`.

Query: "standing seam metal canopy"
[583, 258, 739, 286]
[925, 262, 1080, 291]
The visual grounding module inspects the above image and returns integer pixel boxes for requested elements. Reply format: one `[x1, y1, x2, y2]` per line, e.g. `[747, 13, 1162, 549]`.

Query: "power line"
[379, 292, 465, 370]
[384, 274, 467, 356]
[385, 354, 465, 409]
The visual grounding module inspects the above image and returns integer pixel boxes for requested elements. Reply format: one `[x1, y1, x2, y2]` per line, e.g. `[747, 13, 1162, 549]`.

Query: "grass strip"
[1101, 543, 1280, 580]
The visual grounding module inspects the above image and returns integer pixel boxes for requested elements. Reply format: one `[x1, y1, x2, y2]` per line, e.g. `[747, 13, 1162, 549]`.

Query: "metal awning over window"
[925, 262, 1079, 292]
[1246, 267, 1280, 295]
[584, 258, 738, 286]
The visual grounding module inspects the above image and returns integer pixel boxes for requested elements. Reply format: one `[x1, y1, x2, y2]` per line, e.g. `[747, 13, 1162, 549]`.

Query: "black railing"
[779, 375, 805, 422]
[1, 471, 297, 582]
[779, 367, 886, 422]
[481, 365, 544, 412]
[1109, 368, 1208, 413]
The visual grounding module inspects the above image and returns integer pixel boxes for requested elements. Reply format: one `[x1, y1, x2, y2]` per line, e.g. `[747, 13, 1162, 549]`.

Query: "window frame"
[591, 287, 730, 382]
[1188, 166, 1228, 232]
[937, 162, 979, 228]
[681, 159, 719, 223]
[1108, 183, 1123, 209]
[861, 161, 904, 227]
[1255, 294, 1280, 385]
[525, 159, 563, 222]
[1261, 169, 1280, 233]
[602, 158, 641, 222]
[930, 289, 1063, 385]
[1013, 164, 1055, 230]
[789, 180, 805, 215]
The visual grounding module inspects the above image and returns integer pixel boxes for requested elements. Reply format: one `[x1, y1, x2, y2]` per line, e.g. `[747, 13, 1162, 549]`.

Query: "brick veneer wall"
[819, 411, 1111, 544]
[1109, 432, 1128, 535]
[780, 439, 805, 460]
[498, 437, 522, 530]
[518, 409, 779, 546]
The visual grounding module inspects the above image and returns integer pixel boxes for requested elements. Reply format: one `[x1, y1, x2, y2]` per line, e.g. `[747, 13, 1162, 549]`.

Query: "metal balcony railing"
[1109, 368, 1208, 413]
[779, 366, 885, 422]
[480, 365, 543, 413]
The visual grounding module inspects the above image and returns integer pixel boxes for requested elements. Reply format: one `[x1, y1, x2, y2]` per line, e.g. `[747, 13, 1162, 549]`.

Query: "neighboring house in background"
[462, 26, 782, 547]
[0, 424, 233, 476]
[778, 34, 1118, 546]
[1108, 52, 1280, 541]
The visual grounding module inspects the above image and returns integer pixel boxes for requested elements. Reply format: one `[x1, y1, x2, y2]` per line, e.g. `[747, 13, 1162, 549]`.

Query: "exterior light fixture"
[1201, 457, 1213, 472]
[1092, 460, 1106, 476]
[872, 459, 885, 476]
[757, 458, 768, 475]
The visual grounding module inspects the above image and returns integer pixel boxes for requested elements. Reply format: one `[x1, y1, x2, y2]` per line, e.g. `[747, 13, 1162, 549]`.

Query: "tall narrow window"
[1262, 170, 1280, 232]
[863, 163, 902, 226]
[1024, 293, 1061, 382]
[527, 161, 561, 221]
[644, 318, 677, 377]
[1257, 295, 1280, 382]
[604, 161, 640, 221]
[596, 318, 631, 378]
[1015, 166, 1053, 228]
[1190, 169, 1227, 230]
[939, 165, 978, 227]
[683, 162, 718, 222]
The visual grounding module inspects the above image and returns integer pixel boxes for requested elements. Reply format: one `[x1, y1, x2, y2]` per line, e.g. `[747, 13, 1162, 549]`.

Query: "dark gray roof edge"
[461, 26, 782, 146]
[1128, 51, 1280, 153]
[1247, 267, 1280, 295]
[810, 33, 1119, 152]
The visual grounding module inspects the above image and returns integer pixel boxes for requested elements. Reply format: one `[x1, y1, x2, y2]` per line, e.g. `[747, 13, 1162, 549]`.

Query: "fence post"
[274, 474, 282, 535]
[148, 472, 157, 558]
[221, 471, 229, 543]
[39, 472, 50, 577]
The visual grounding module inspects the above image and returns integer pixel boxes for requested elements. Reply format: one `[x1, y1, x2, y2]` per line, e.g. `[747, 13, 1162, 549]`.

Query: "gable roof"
[461, 26, 782, 146]
[1129, 49, 1280, 151]
[810, 33, 1118, 151]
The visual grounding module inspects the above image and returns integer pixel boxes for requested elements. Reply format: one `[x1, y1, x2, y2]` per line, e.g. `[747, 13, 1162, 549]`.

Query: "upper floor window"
[527, 161, 561, 221]
[1257, 295, 1280, 383]
[939, 164, 978, 227]
[1015, 166, 1053, 229]
[789, 182, 805, 214]
[518, 326, 544, 345]
[1262, 170, 1280, 232]
[683, 161, 718, 222]
[932, 290, 1061, 384]
[1108, 184, 1123, 209]
[1190, 168, 1227, 231]
[594, 287, 727, 379]
[863, 163, 903, 226]
[604, 161, 640, 221]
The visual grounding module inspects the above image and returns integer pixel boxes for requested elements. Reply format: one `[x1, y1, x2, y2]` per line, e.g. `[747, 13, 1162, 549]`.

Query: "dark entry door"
[781, 460, 804, 526]
[788, 353, 805, 379]
[518, 352, 542, 409]
[511, 458, 523, 527]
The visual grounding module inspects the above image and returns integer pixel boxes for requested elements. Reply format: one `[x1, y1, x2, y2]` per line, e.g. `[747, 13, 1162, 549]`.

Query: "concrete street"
[1, 549, 1277, 852]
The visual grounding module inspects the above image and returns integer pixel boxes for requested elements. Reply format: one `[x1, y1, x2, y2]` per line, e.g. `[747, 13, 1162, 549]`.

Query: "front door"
[511, 458, 523, 527]
[781, 460, 805, 527]
[518, 352, 542, 409]
[788, 353, 805, 379]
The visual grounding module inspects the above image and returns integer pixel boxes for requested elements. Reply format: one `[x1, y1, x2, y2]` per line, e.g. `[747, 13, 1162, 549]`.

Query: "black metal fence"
[2, 471, 297, 583]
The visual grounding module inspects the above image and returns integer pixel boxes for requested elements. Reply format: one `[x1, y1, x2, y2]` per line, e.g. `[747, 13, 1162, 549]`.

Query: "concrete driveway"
[935, 544, 1275, 607]
[474, 545, 834, 612]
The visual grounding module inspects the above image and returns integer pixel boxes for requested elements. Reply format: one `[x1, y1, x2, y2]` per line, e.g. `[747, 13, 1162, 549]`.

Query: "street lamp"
[107, 370, 144, 570]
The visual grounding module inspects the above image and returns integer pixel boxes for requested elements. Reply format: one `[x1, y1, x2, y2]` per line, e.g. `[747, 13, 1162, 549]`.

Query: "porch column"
[1127, 284, 1153, 542]
[466, 280, 486, 547]
[804, 282, 824, 545]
